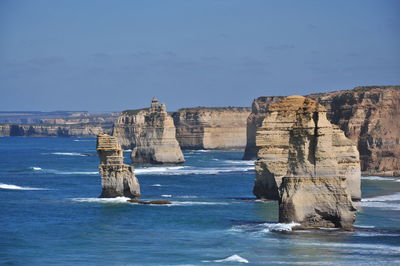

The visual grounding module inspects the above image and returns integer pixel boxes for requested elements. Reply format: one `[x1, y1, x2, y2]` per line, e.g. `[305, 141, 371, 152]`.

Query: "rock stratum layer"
[0, 123, 113, 137]
[256, 96, 357, 228]
[96, 133, 140, 198]
[244, 86, 400, 176]
[173, 107, 251, 150]
[113, 99, 184, 164]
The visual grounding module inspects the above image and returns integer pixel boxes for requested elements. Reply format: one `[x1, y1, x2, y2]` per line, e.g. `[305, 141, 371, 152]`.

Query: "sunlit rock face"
[173, 107, 251, 150]
[244, 86, 400, 177]
[113, 98, 184, 164]
[97, 133, 140, 198]
[255, 96, 358, 229]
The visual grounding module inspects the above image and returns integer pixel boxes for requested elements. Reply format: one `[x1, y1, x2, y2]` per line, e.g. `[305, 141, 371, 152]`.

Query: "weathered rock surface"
[0, 123, 113, 137]
[96, 133, 140, 198]
[256, 96, 357, 228]
[244, 86, 400, 177]
[173, 107, 251, 150]
[254, 96, 361, 201]
[113, 99, 184, 164]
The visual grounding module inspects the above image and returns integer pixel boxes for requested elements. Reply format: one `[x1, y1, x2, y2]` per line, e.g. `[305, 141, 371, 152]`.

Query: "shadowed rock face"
[256, 96, 358, 228]
[96, 133, 140, 198]
[244, 86, 400, 177]
[113, 99, 184, 164]
[172, 107, 251, 150]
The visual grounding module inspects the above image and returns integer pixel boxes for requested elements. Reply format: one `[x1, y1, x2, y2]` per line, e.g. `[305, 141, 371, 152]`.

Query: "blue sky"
[0, 0, 399, 111]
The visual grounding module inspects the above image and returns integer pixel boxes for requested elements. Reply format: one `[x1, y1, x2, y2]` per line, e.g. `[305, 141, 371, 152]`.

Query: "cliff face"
[113, 99, 184, 164]
[308, 86, 400, 176]
[0, 123, 113, 137]
[244, 86, 400, 176]
[255, 96, 357, 229]
[173, 107, 251, 150]
[96, 133, 140, 198]
[254, 96, 361, 201]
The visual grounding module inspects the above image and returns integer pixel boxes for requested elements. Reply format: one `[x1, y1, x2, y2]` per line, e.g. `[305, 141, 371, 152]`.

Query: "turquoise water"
[0, 137, 399, 265]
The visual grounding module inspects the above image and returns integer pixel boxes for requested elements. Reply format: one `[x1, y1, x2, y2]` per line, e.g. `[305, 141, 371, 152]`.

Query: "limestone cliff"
[0, 123, 113, 137]
[254, 96, 361, 201]
[96, 133, 140, 198]
[244, 86, 400, 176]
[173, 107, 251, 150]
[113, 99, 184, 164]
[255, 96, 357, 228]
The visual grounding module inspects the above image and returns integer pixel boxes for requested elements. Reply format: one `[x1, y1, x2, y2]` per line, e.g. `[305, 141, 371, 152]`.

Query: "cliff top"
[96, 133, 121, 150]
[268, 95, 326, 112]
[176, 106, 251, 112]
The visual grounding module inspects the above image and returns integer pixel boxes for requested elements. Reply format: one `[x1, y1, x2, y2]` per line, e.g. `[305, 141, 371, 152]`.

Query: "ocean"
[0, 137, 399, 265]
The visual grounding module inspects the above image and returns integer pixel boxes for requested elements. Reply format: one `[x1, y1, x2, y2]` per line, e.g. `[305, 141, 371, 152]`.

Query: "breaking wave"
[71, 197, 130, 203]
[135, 166, 254, 176]
[358, 192, 400, 210]
[203, 254, 249, 263]
[0, 183, 47, 190]
[361, 176, 397, 182]
[51, 152, 86, 156]
[230, 222, 300, 234]
[31, 167, 98, 175]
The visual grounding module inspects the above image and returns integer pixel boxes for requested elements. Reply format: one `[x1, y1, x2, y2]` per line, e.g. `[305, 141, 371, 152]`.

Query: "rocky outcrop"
[113, 98, 184, 164]
[0, 123, 113, 137]
[254, 96, 361, 201]
[255, 96, 357, 228]
[173, 107, 251, 150]
[96, 133, 140, 198]
[244, 86, 400, 177]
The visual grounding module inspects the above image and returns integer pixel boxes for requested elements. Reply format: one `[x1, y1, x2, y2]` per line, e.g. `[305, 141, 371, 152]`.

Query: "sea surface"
[1, 137, 400, 265]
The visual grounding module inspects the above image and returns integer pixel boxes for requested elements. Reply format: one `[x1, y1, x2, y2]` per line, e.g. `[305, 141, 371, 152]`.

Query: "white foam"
[135, 166, 254, 176]
[161, 194, 172, 198]
[170, 201, 228, 206]
[176, 195, 198, 199]
[0, 183, 47, 190]
[150, 184, 162, 187]
[30, 167, 42, 171]
[124, 149, 132, 152]
[230, 222, 300, 234]
[264, 222, 301, 232]
[223, 160, 255, 166]
[362, 192, 400, 202]
[51, 152, 85, 156]
[73, 139, 95, 142]
[355, 225, 375, 229]
[71, 197, 130, 203]
[358, 192, 400, 210]
[203, 254, 249, 264]
[34, 168, 99, 175]
[361, 176, 396, 181]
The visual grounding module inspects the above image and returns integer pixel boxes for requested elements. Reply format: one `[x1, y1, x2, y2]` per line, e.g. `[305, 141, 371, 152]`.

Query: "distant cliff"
[173, 107, 251, 150]
[0, 111, 117, 137]
[0, 123, 113, 137]
[243, 86, 400, 177]
[113, 98, 184, 164]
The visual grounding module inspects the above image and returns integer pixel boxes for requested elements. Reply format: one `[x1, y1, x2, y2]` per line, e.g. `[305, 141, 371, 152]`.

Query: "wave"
[160, 195, 199, 199]
[71, 197, 130, 203]
[358, 192, 400, 210]
[31, 167, 98, 175]
[170, 201, 228, 206]
[203, 254, 249, 264]
[161, 194, 172, 198]
[73, 139, 95, 142]
[51, 152, 86, 156]
[135, 166, 254, 176]
[230, 222, 300, 234]
[150, 184, 162, 187]
[0, 183, 47, 190]
[124, 149, 132, 152]
[361, 176, 397, 181]
[222, 160, 255, 166]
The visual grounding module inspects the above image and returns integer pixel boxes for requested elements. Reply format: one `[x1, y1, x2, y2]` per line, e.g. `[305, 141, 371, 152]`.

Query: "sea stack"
[113, 98, 184, 164]
[255, 96, 359, 228]
[96, 133, 140, 198]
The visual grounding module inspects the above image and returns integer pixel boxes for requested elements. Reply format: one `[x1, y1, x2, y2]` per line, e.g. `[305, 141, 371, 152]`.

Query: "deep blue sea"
[1, 137, 400, 265]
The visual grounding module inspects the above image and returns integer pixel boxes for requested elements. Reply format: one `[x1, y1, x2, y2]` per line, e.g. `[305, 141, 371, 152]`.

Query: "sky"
[0, 0, 399, 111]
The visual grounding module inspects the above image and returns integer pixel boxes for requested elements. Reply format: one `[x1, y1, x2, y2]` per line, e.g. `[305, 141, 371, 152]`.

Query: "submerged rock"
[96, 133, 140, 198]
[255, 96, 358, 228]
[113, 98, 184, 164]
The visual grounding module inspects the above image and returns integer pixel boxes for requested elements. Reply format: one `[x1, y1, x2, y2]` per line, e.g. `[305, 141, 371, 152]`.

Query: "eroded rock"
[97, 133, 140, 198]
